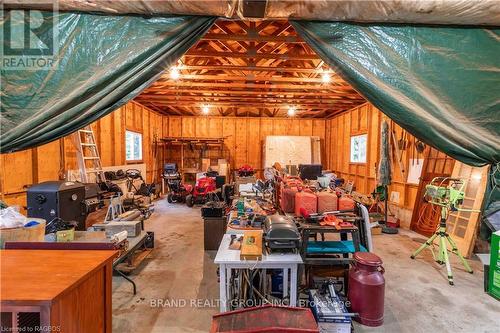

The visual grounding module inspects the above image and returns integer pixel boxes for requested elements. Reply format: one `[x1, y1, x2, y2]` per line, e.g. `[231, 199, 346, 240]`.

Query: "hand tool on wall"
[415, 140, 426, 164]
[390, 122, 405, 179]
[398, 129, 408, 151]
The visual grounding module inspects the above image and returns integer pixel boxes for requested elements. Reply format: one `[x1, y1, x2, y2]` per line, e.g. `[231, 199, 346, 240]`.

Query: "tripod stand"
[411, 206, 473, 285]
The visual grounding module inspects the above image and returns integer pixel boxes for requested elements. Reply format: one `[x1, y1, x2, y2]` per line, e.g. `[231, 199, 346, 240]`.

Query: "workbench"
[113, 230, 153, 294]
[0, 249, 117, 333]
[214, 234, 303, 312]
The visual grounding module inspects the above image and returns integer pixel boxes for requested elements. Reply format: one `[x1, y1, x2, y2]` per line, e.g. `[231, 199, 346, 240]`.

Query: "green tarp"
[292, 21, 500, 217]
[1, 11, 215, 152]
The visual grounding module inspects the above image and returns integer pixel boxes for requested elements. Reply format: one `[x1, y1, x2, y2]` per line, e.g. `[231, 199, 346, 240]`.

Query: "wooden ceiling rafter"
[137, 20, 365, 117]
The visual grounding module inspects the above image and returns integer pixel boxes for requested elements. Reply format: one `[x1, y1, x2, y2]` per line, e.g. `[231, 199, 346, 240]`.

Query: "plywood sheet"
[168, 117, 182, 137]
[2, 150, 32, 193]
[299, 119, 313, 136]
[234, 119, 248, 168]
[264, 136, 312, 168]
[36, 140, 61, 182]
[181, 117, 195, 137]
[246, 118, 261, 170]
[209, 117, 223, 138]
[222, 118, 236, 167]
[195, 117, 210, 138]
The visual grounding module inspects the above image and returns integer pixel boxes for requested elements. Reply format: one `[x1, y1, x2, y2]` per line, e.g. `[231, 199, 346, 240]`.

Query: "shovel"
[398, 130, 408, 151]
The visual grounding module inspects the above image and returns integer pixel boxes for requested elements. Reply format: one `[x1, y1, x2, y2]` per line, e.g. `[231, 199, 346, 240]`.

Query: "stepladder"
[72, 125, 105, 183]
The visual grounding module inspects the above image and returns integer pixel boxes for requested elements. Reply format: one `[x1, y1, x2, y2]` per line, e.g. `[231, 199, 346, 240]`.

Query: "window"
[125, 130, 142, 161]
[350, 134, 367, 163]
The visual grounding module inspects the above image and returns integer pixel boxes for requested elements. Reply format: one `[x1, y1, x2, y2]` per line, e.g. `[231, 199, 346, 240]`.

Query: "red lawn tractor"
[186, 174, 218, 207]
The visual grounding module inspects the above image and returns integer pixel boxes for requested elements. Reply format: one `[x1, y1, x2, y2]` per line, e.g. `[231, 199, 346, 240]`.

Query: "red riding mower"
[163, 164, 193, 203]
[185, 171, 218, 207]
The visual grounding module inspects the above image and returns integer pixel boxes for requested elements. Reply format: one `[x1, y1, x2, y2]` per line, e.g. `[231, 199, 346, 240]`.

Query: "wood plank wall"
[0, 101, 163, 212]
[1, 99, 454, 226]
[325, 102, 454, 212]
[162, 116, 327, 175]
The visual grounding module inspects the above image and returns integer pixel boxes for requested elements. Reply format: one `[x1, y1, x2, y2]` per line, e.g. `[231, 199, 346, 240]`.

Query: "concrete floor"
[112, 199, 500, 333]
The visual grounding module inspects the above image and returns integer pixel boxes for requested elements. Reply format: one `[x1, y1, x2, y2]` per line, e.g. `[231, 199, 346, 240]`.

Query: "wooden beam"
[157, 74, 344, 84]
[150, 81, 356, 91]
[142, 101, 347, 109]
[140, 89, 360, 98]
[180, 65, 330, 73]
[136, 95, 362, 105]
[202, 33, 305, 43]
[185, 51, 319, 60]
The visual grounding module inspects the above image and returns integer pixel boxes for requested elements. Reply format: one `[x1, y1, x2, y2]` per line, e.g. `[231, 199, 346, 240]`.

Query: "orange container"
[338, 196, 355, 211]
[295, 190, 317, 216]
[316, 191, 338, 213]
[281, 186, 298, 213]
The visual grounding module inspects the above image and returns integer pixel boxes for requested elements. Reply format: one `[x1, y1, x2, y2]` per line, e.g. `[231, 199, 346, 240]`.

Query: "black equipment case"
[27, 181, 87, 230]
[201, 201, 225, 218]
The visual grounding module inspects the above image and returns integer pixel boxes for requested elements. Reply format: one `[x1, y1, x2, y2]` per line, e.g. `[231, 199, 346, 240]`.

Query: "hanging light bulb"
[201, 105, 210, 115]
[287, 106, 296, 117]
[170, 67, 180, 80]
[321, 71, 331, 83]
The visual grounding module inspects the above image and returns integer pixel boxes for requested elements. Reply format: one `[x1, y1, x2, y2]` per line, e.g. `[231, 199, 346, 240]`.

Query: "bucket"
[317, 176, 330, 188]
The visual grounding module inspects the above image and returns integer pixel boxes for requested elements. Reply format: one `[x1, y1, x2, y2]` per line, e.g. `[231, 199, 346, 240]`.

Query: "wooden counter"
[1, 249, 117, 333]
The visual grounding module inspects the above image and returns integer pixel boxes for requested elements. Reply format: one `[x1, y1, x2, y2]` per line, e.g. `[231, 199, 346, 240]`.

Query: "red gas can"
[281, 186, 298, 213]
[348, 252, 385, 327]
[338, 196, 355, 210]
[316, 191, 338, 213]
[295, 190, 317, 216]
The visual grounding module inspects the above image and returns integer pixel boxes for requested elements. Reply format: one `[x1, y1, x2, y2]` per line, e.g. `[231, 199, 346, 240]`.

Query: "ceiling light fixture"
[287, 106, 296, 117]
[202, 105, 210, 115]
[170, 67, 180, 80]
[321, 72, 331, 83]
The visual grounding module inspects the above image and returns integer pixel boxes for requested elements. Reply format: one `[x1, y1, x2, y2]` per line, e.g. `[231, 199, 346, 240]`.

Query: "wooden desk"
[1, 250, 117, 333]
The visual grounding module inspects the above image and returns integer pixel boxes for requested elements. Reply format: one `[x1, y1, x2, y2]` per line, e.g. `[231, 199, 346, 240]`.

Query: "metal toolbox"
[263, 215, 301, 251]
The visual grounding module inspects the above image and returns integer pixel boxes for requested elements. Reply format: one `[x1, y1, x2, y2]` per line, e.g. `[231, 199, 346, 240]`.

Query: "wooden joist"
[136, 20, 366, 118]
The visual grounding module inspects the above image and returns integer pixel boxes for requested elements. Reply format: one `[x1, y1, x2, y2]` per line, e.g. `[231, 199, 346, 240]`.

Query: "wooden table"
[1, 249, 117, 333]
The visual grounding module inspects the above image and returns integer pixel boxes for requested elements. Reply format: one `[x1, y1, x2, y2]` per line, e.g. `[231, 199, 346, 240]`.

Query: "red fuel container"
[338, 195, 355, 210]
[295, 190, 317, 216]
[281, 186, 298, 213]
[316, 191, 338, 213]
[348, 252, 385, 326]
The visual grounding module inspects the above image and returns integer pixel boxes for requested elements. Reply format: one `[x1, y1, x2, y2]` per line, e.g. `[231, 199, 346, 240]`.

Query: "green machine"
[489, 231, 500, 299]
[411, 177, 478, 285]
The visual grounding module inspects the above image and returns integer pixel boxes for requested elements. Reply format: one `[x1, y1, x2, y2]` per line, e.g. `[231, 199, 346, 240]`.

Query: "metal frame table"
[214, 234, 303, 312]
[299, 222, 361, 265]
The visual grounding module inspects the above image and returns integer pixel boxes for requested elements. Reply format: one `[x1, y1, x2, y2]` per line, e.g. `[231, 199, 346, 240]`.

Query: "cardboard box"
[202, 158, 211, 172]
[371, 225, 383, 235]
[240, 230, 263, 260]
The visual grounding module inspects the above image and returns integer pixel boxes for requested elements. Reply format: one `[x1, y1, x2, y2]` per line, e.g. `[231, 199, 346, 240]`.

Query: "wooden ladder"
[73, 126, 105, 183]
